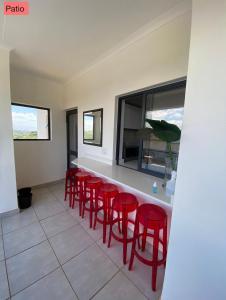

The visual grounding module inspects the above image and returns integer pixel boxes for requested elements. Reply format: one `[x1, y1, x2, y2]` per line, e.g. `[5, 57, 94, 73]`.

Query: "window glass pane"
[142, 86, 185, 176]
[84, 115, 94, 140]
[11, 104, 50, 140]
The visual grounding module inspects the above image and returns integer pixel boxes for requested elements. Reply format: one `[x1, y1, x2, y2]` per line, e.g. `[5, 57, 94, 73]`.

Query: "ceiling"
[0, 0, 187, 82]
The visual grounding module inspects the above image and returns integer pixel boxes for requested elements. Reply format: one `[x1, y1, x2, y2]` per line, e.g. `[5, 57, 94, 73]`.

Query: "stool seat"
[98, 183, 118, 197]
[113, 193, 138, 213]
[86, 177, 102, 189]
[83, 177, 103, 228]
[76, 171, 90, 180]
[138, 204, 167, 228]
[72, 171, 91, 215]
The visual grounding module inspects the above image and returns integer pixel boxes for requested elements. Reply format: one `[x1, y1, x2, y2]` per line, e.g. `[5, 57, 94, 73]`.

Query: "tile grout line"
[54, 186, 164, 299]
[53, 186, 150, 299]
[120, 267, 149, 300]
[1, 207, 38, 235]
[89, 269, 121, 300]
[4, 239, 47, 261]
[32, 202, 80, 300]
[3, 186, 160, 300]
[48, 186, 124, 299]
[93, 234, 150, 300]
[1, 217, 12, 298]
[9, 266, 60, 298]
[3, 206, 95, 295]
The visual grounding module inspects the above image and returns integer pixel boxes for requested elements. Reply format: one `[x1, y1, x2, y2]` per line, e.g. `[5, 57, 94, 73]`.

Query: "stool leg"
[152, 229, 159, 291]
[129, 217, 139, 270]
[142, 227, 147, 251]
[107, 207, 114, 248]
[72, 179, 77, 209]
[122, 211, 128, 265]
[93, 197, 98, 230]
[117, 211, 122, 234]
[103, 210, 107, 244]
[103, 198, 107, 243]
[64, 176, 68, 201]
[89, 190, 94, 228]
[163, 224, 167, 267]
[79, 182, 83, 216]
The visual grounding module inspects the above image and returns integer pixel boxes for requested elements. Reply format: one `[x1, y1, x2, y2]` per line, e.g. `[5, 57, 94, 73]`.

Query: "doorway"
[66, 109, 78, 168]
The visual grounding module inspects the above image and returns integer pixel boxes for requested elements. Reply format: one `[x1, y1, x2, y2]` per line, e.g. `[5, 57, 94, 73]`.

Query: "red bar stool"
[82, 177, 103, 228]
[108, 192, 138, 264]
[64, 168, 81, 206]
[93, 183, 119, 244]
[71, 171, 91, 216]
[129, 203, 167, 291]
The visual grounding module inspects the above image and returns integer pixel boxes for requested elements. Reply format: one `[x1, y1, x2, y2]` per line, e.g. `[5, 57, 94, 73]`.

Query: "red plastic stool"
[82, 177, 103, 228]
[64, 168, 81, 206]
[129, 203, 167, 291]
[71, 171, 91, 216]
[108, 192, 138, 264]
[93, 183, 119, 243]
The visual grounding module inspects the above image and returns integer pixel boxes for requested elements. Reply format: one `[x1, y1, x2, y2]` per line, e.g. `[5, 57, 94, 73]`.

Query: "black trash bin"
[18, 187, 32, 209]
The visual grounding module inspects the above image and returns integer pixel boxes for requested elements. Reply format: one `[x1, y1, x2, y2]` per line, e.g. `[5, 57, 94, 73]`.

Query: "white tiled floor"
[0, 182, 164, 300]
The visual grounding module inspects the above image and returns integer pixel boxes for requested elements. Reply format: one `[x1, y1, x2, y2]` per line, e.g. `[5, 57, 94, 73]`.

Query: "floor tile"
[93, 271, 147, 300]
[63, 244, 118, 300]
[80, 218, 104, 241]
[6, 241, 59, 295]
[33, 198, 65, 220]
[32, 187, 49, 196]
[51, 188, 65, 202]
[0, 261, 10, 300]
[11, 268, 77, 300]
[32, 192, 57, 204]
[122, 257, 165, 300]
[2, 208, 38, 234]
[0, 222, 2, 236]
[49, 224, 94, 264]
[53, 190, 71, 209]
[40, 211, 77, 238]
[48, 182, 64, 193]
[68, 208, 85, 222]
[97, 236, 132, 268]
[0, 235, 4, 261]
[4, 222, 46, 258]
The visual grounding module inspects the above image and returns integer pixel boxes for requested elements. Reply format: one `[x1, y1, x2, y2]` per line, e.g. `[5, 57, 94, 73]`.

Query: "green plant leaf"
[145, 119, 181, 142]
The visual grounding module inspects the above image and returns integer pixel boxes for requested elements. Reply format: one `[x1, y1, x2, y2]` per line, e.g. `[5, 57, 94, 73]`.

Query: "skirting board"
[31, 178, 65, 189]
[0, 208, 20, 219]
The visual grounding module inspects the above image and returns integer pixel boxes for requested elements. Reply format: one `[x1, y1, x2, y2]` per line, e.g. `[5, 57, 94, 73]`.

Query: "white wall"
[11, 69, 66, 188]
[64, 12, 191, 164]
[162, 0, 226, 299]
[0, 49, 18, 214]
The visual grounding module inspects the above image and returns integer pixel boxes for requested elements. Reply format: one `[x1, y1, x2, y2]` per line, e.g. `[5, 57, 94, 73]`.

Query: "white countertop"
[72, 157, 172, 209]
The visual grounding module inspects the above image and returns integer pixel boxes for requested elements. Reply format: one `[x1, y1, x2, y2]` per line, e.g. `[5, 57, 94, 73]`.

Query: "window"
[116, 79, 186, 178]
[84, 114, 94, 140]
[11, 103, 50, 140]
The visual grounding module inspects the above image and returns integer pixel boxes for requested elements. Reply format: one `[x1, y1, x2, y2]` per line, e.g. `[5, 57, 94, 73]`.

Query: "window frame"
[116, 78, 186, 178]
[12, 102, 51, 141]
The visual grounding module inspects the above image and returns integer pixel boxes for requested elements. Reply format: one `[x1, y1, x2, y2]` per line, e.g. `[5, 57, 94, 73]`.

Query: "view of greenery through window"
[84, 115, 94, 140]
[11, 104, 49, 140]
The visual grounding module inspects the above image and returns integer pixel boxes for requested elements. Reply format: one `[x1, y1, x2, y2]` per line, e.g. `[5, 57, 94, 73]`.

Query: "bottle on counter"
[165, 171, 177, 197]
[152, 181, 158, 194]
